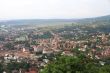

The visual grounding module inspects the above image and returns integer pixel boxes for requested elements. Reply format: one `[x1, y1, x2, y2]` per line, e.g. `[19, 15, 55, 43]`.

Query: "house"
[61, 51, 73, 56]
[12, 70, 19, 73]
[25, 68, 38, 73]
[42, 48, 53, 55]
[33, 45, 43, 53]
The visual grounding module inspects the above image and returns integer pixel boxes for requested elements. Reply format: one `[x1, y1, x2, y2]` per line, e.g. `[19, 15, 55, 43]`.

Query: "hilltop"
[0, 15, 110, 26]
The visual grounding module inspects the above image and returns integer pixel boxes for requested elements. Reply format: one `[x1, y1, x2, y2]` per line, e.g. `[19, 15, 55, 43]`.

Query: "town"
[0, 22, 110, 73]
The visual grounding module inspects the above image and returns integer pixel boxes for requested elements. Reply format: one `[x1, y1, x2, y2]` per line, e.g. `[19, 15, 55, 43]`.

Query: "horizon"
[0, 14, 110, 22]
[0, 0, 110, 20]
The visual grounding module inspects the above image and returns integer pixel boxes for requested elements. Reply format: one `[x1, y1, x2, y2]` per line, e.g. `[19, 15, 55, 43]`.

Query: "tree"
[40, 54, 110, 73]
[0, 64, 3, 73]
[6, 62, 30, 73]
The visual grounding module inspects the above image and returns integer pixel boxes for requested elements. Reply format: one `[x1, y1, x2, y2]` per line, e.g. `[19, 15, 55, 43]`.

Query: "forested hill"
[75, 15, 110, 25]
[0, 19, 75, 26]
[0, 15, 110, 26]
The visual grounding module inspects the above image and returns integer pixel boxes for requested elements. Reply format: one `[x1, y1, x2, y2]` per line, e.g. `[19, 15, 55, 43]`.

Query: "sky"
[0, 0, 110, 20]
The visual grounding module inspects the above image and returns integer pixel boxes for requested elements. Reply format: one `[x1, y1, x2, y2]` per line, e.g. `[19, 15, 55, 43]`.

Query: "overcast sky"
[0, 0, 110, 20]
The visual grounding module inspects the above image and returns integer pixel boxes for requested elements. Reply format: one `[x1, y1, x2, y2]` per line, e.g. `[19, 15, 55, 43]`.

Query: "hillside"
[0, 15, 110, 26]
[75, 15, 110, 25]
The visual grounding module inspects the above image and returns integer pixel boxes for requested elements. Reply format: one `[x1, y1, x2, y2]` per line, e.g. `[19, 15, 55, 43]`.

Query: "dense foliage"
[33, 32, 53, 39]
[41, 54, 110, 73]
[0, 62, 30, 73]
